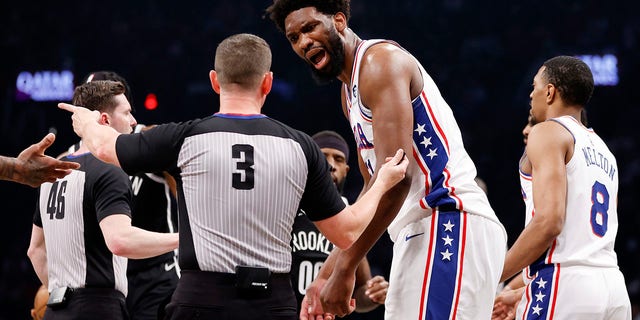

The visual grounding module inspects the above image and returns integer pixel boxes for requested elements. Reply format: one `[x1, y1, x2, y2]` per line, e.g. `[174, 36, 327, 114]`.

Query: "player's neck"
[338, 29, 362, 85]
[546, 105, 582, 123]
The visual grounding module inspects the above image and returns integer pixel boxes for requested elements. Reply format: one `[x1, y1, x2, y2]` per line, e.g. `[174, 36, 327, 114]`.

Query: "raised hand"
[9, 133, 80, 187]
[58, 103, 101, 138]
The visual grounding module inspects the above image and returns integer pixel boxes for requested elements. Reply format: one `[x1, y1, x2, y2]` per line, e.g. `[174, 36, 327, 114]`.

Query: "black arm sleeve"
[93, 164, 132, 222]
[116, 121, 193, 175]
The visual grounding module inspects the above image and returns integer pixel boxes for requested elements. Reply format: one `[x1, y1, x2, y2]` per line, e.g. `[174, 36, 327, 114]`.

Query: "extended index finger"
[58, 102, 78, 112]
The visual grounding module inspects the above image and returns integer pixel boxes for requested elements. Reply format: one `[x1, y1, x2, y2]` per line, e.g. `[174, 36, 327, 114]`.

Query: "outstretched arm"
[314, 149, 408, 250]
[58, 103, 122, 167]
[100, 214, 179, 259]
[0, 133, 80, 187]
[501, 122, 572, 281]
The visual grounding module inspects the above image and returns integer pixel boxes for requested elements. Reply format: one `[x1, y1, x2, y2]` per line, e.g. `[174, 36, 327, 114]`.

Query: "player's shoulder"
[527, 120, 574, 155]
[83, 154, 129, 178]
[362, 40, 412, 65]
[530, 119, 574, 139]
[359, 41, 416, 85]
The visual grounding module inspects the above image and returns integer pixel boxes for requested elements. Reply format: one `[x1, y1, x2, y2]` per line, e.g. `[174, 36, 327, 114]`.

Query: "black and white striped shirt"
[34, 153, 131, 295]
[116, 113, 346, 273]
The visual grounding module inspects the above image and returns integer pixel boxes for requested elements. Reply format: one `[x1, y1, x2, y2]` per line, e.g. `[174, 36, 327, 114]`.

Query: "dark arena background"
[1, 1, 639, 319]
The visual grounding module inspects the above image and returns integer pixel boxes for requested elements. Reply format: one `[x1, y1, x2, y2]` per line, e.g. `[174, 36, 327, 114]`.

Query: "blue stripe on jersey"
[412, 95, 457, 209]
[525, 265, 557, 319]
[214, 113, 267, 119]
[425, 210, 461, 319]
[528, 247, 555, 277]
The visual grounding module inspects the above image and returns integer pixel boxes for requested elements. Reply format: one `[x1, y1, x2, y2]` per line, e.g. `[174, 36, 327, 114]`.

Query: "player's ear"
[334, 12, 347, 32]
[210, 70, 221, 94]
[546, 84, 556, 104]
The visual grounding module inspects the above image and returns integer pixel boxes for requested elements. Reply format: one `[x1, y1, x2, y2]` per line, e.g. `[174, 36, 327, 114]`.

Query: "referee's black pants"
[44, 287, 128, 320]
[164, 270, 297, 320]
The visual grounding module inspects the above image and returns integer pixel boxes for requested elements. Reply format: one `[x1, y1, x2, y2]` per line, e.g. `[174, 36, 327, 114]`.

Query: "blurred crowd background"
[1, 0, 638, 318]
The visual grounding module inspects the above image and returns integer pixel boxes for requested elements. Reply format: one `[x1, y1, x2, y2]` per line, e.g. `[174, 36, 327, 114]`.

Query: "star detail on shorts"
[440, 248, 453, 261]
[420, 136, 433, 148]
[531, 304, 543, 315]
[415, 123, 426, 135]
[535, 291, 546, 302]
[441, 235, 453, 246]
[443, 220, 455, 232]
[535, 277, 547, 289]
[427, 148, 438, 160]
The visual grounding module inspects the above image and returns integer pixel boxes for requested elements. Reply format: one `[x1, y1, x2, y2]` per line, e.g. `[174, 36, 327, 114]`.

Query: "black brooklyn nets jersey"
[116, 113, 346, 274]
[291, 210, 336, 305]
[34, 153, 131, 294]
[128, 171, 177, 272]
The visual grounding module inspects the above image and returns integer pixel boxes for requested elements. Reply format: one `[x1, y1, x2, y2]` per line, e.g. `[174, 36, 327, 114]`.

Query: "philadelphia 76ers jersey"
[518, 154, 537, 283]
[526, 116, 620, 273]
[519, 154, 534, 232]
[343, 39, 502, 242]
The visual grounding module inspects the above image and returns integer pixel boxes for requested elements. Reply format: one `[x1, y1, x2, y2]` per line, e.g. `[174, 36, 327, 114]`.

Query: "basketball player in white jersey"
[267, 1, 507, 319]
[499, 56, 631, 319]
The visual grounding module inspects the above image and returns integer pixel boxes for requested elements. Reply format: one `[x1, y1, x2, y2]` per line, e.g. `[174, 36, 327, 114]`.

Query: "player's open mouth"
[306, 48, 328, 69]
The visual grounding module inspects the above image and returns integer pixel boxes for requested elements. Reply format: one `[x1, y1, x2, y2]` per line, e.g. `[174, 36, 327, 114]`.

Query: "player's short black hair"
[266, 0, 351, 33]
[542, 56, 594, 107]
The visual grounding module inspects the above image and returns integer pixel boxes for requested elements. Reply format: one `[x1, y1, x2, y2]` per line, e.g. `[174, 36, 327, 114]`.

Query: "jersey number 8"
[590, 181, 609, 237]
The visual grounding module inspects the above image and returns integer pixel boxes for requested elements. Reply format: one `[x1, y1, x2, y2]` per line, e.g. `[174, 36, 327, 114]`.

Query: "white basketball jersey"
[343, 39, 501, 242]
[525, 116, 619, 271]
[519, 156, 534, 229]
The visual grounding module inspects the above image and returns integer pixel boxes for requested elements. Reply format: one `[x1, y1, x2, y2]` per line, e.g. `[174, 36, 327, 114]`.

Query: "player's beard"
[308, 29, 345, 86]
[335, 177, 346, 195]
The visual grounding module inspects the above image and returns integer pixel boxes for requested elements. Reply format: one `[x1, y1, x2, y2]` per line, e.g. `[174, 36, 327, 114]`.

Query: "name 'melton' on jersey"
[526, 116, 620, 273]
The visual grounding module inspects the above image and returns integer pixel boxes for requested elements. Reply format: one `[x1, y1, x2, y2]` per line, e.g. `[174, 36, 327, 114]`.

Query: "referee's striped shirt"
[35, 153, 131, 294]
[116, 113, 346, 274]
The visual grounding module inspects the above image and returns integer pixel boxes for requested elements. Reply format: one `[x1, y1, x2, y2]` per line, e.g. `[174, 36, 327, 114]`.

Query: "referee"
[59, 33, 408, 319]
[75, 71, 180, 320]
[28, 80, 179, 319]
